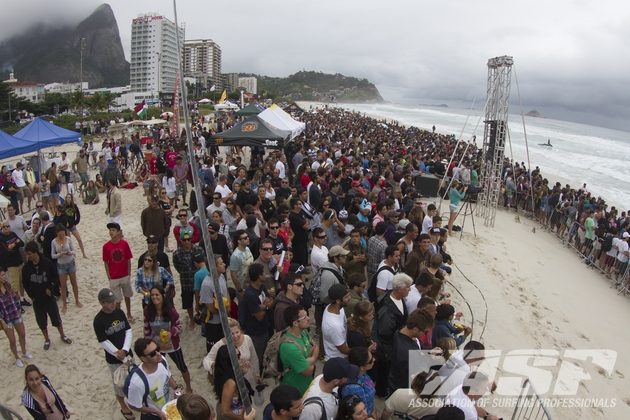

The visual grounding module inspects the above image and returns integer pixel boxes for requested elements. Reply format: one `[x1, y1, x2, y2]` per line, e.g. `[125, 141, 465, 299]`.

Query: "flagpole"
[172, 0, 253, 414]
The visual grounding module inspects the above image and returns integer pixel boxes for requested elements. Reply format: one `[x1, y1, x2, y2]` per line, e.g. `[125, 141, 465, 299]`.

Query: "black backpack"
[601, 234, 614, 253]
[303, 396, 327, 420]
[367, 265, 396, 303]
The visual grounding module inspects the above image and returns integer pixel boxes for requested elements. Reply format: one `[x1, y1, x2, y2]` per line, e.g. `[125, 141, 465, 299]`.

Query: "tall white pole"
[172, 0, 252, 413]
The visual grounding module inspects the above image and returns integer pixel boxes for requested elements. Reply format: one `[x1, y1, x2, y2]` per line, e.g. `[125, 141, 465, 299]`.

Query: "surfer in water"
[540, 139, 553, 147]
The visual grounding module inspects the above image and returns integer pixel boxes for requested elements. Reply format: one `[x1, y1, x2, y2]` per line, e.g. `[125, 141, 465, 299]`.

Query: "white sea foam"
[338, 103, 630, 209]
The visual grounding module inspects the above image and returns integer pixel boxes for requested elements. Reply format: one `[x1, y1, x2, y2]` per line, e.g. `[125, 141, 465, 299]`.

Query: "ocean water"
[337, 103, 630, 210]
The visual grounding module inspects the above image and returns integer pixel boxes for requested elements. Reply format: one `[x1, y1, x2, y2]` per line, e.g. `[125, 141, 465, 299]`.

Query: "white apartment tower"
[238, 76, 258, 95]
[183, 39, 222, 91]
[130, 13, 185, 97]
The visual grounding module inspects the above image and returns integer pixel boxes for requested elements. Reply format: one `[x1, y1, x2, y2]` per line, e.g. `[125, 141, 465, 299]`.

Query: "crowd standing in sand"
[0, 105, 628, 420]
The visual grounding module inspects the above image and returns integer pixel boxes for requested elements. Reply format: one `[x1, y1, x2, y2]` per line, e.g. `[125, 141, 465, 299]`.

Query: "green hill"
[248, 71, 383, 103]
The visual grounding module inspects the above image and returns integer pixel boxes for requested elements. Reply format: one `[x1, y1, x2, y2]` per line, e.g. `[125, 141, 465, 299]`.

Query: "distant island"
[241, 70, 384, 103]
[526, 109, 543, 117]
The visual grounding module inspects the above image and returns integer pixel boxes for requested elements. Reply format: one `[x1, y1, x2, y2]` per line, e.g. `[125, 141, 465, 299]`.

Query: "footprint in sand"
[579, 333, 590, 342]
[623, 398, 630, 407]
[615, 370, 625, 379]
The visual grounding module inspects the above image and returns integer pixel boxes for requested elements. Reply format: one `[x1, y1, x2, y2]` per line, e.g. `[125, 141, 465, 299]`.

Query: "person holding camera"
[448, 181, 467, 236]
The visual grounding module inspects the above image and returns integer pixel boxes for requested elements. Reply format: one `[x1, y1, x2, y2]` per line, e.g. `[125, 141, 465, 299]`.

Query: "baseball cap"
[328, 245, 350, 258]
[208, 222, 220, 232]
[430, 227, 441, 235]
[98, 288, 116, 303]
[228, 165, 237, 171]
[180, 231, 192, 240]
[328, 283, 349, 301]
[397, 219, 411, 230]
[146, 235, 159, 243]
[322, 357, 359, 383]
[623, 232, 630, 239]
[193, 255, 205, 264]
[107, 222, 121, 231]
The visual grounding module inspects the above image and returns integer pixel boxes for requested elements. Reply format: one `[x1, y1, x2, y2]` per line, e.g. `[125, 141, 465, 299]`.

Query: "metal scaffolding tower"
[477, 55, 513, 227]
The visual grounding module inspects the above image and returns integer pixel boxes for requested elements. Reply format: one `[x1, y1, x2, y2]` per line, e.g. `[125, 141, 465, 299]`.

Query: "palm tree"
[70, 90, 86, 113]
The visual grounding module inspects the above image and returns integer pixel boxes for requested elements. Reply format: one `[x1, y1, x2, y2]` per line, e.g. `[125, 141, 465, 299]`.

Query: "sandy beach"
[1, 135, 629, 420]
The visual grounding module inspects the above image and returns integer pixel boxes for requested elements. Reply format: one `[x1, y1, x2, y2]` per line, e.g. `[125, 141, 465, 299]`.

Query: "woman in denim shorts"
[51, 224, 83, 314]
[0, 267, 32, 367]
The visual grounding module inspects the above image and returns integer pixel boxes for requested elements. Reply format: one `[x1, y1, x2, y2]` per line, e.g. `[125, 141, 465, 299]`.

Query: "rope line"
[452, 262, 489, 341]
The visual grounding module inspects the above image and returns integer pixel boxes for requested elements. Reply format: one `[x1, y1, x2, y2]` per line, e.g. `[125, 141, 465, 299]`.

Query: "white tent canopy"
[214, 101, 240, 111]
[258, 104, 306, 140]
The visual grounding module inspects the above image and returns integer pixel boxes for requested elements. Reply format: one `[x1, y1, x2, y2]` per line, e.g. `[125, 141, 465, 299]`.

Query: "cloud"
[2, 0, 630, 130]
[0, 0, 94, 41]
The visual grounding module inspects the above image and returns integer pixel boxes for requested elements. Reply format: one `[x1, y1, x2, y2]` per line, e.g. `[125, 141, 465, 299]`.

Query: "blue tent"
[0, 128, 39, 159]
[14, 117, 82, 149]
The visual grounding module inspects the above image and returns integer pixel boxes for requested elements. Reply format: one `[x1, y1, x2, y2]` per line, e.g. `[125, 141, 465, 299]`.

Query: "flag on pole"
[171, 71, 180, 137]
[219, 89, 227, 103]
[134, 100, 147, 119]
[209, 85, 216, 92]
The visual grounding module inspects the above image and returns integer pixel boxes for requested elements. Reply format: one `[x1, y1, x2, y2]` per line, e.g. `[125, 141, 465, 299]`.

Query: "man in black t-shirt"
[289, 198, 309, 265]
[266, 218, 287, 255]
[137, 235, 172, 273]
[239, 263, 274, 370]
[207, 222, 230, 265]
[93, 288, 134, 418]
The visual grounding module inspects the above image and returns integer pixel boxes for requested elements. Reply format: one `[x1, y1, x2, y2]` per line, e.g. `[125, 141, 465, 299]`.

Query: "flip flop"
[43, 340, 51, 350]
[61, 336, 72, 344]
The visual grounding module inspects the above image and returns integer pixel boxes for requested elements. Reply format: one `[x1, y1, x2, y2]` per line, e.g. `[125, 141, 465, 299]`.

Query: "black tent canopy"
[210, 116, 290, 149]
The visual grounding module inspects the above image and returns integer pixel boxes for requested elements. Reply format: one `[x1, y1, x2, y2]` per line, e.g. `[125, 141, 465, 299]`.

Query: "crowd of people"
[0, 104, 628, 420]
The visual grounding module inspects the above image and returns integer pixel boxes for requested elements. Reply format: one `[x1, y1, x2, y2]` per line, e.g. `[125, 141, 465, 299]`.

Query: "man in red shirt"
[102, 222, 134, 322]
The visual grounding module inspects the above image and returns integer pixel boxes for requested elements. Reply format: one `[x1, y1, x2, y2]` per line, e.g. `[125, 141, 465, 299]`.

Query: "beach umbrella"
[198, 98, 211, 104]
[160, 111, 174, 118]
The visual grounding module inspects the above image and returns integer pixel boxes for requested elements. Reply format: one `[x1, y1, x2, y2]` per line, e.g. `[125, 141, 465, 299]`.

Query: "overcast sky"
[2, 0, 630, 131]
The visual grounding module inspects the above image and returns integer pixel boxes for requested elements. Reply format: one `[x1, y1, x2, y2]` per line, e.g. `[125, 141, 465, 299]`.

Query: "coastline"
[0, 107, 628, 419]
[300, 101, 628, 211]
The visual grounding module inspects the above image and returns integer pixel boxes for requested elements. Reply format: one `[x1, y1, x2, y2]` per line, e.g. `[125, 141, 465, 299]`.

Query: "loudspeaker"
[414, 174, 440, 197]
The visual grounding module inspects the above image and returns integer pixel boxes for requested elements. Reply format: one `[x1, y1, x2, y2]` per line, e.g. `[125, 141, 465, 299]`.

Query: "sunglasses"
[316, 235, 327, 239]
[36, 205, 43, 208]
[269, 225, 279, 230]
[239, 236, 249, 240]
[144, 347, 161, 357]
[178, 214, 187, 218]
[292, 282, 305, 287]
[262, 247, 273, 251]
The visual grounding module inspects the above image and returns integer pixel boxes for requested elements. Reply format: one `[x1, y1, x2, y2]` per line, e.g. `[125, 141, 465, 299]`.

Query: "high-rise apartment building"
[130, 13, 184, 97]
[238, 77, 258, 95]
[183, 39, 222, 91]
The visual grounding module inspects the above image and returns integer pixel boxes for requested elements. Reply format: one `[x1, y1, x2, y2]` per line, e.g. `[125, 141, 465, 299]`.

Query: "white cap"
[623, 232, 630, 239]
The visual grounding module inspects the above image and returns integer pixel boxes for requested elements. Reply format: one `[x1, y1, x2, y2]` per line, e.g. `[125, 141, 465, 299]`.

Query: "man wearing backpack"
[322, 284, 351, 360]
[374, 245, 400, 298]
[299, 357, 358, 420]
[279, 305, 318, 394]
[311, 245, 348, 350]
[127, 337, 180, 419]
[93, 288, 134, 420]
